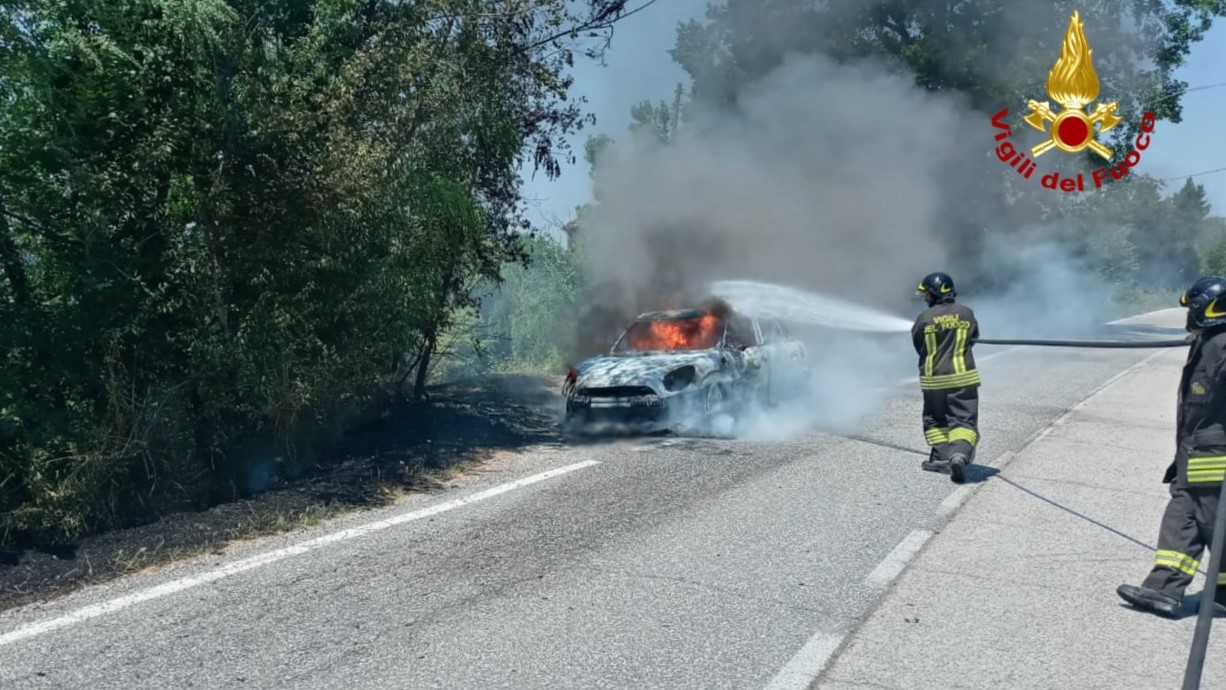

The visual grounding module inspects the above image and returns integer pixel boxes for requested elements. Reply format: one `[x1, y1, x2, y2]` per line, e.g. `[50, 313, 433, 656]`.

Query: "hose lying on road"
[973, 338, 1189, 348]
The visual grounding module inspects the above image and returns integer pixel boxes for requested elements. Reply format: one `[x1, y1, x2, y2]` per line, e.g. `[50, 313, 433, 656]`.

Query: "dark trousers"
[922, 386, 979, 461]
[1143, 485, 1226, 600]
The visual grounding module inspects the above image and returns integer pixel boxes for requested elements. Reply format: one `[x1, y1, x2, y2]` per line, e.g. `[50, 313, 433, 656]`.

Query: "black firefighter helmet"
[917, 271, 956, 303]
[1181, 276, 1226, 330]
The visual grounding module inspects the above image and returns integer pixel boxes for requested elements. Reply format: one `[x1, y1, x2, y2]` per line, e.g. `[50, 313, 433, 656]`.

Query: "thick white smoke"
[571, 35, 1166, 439]
[583, 52, 978, 305]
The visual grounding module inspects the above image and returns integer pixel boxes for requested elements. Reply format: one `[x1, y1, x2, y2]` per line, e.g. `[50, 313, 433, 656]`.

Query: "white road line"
[762, 631, 847, 690]
[864, 529, 934, 590]
[633, 439, 678, 452]
[1106, 307, 1183, 325]
[0, 460, 600, 648]
[762, 528, 937, 690]
[936, 484, 974, 518]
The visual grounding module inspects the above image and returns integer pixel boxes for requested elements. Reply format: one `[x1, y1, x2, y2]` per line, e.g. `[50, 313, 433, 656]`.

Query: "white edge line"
[1106, 307, 1183, 325]
[864, 529, 934, 589]
[0, 459, 600, 648]
[762, 632, 847, 690]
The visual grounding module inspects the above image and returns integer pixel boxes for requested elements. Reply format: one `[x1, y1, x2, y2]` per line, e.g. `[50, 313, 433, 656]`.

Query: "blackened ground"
[0, 373, 567, 613]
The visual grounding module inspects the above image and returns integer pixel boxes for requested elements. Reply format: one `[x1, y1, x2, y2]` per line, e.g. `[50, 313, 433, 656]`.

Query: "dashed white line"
[864, 529, 934, 590]
[762, 527, 937, 690]
[762, 631, 847, 690]
[936, 484, 975, 518]
[0, 460, 600, 648]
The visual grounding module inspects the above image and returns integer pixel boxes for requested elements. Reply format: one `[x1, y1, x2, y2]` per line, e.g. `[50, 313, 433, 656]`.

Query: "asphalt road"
[0, 312, 1186, 690]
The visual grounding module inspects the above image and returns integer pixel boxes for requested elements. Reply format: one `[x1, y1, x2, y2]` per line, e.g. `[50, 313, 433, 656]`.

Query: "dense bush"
[0, 0, 632, 545]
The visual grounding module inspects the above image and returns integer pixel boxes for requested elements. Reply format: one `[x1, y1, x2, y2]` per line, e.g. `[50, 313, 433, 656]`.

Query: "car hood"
[574, 350, 724, 391]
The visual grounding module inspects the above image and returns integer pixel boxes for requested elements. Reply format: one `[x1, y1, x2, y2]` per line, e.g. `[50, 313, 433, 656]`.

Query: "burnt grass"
[0, 373, 567, 613]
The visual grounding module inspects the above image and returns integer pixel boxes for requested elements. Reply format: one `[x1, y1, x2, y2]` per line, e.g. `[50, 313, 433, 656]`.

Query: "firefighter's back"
[918, 302, 979, 390]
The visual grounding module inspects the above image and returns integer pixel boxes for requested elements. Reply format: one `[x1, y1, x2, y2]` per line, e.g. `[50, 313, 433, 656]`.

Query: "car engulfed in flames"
[562, 304, 807, 435]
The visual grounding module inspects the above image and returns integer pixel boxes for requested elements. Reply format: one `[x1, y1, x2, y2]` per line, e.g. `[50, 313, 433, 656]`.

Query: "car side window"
[760, 320, 786, 342]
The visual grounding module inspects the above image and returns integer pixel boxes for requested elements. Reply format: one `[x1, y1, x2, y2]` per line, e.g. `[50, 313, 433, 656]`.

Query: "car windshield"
[615, 315, 723, 353]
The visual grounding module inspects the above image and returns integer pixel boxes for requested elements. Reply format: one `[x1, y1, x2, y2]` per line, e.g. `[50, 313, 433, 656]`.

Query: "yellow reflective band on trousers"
[919, 370, 981, 390]
[924, 332, 937, 378]
[1155, 549, 1200, 576]
[1187, 456, 1226, 484]
[948, 428, 978, 446]
[925, 428, 949, 446]
[1218, 572, 1226, 586]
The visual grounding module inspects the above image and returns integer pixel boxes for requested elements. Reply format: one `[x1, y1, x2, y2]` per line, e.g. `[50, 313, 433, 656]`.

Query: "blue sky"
[520, 2, 1226, 235]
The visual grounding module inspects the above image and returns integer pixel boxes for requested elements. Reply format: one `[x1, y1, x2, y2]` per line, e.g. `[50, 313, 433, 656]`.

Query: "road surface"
[0, 310, 1187, 689]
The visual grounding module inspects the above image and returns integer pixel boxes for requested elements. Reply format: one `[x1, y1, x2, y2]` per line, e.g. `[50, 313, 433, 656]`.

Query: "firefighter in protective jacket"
[912, 272, 980, 484]
[1118, 276, 1226, 618]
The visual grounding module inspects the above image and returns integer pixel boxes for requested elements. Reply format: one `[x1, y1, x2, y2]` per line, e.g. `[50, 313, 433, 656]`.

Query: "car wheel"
[702, 382, 739, 437]
[704, 382, 727, 413]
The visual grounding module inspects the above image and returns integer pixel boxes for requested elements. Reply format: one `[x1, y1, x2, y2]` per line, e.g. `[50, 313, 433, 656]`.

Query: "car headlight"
[663, 365, 697, 392]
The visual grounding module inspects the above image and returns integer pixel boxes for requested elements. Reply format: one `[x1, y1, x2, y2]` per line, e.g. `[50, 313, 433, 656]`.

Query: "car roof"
[633, 309, 711, 321]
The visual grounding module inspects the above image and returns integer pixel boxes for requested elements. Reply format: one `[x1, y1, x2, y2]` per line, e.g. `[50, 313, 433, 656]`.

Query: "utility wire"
[1163, 166, 1226, 182]
[615, 0, 662, 22]
[1135, 82, 1226, 183]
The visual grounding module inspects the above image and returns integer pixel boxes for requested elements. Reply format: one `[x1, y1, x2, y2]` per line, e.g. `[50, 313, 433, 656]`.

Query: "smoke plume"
[566, 6, 1179, 438]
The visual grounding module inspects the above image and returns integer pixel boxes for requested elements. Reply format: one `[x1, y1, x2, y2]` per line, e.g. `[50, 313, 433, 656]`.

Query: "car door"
[753, 317, 784, 406]
[763, 319, 804, 404]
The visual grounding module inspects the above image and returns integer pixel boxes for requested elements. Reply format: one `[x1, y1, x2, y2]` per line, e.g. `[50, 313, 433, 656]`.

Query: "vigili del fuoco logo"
[990, 10, 1157, 192]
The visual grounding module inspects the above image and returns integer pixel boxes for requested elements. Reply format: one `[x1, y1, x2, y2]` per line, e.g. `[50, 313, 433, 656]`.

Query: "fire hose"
[972, 337, 1189, 348]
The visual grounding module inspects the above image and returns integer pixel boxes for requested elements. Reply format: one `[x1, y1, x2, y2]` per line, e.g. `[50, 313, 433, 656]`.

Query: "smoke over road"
[564, 4, 1182, 438]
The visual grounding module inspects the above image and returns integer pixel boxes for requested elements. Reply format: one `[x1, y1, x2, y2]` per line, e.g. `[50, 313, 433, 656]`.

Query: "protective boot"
[921, 447, 949, 474]
[948, 452, 969, 484]
[1116, 584, 1181, 618]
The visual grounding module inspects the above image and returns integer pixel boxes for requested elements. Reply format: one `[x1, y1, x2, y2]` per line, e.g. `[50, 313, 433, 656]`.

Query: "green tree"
[0, 0, 640, 544]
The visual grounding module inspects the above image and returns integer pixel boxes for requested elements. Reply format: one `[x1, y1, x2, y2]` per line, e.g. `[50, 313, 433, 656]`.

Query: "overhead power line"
[1139, 82, 1226, 183]
[1162, 167, 1226, 182]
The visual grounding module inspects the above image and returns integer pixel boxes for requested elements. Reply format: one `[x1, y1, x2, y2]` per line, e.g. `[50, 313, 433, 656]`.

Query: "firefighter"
[1117, 276, 1226, 618]
[912, 272, 980, 484]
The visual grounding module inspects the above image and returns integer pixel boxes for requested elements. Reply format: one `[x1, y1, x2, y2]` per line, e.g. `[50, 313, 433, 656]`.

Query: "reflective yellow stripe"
[924, 331, 937, 377]
[1188, 457, 1226, 467]
[925, 428, 949, 445]
[919, 370, 982, 390]
[1187, 456, 1226, 483]
[948, 428, 978, 446]
[1155, 549, 1200, 576]
[953, 328, 967, 374]
[1218, 572, 1226, 586]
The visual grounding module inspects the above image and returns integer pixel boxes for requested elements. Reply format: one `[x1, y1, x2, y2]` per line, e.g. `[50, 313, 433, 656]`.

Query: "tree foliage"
[0, 0, 634, 544]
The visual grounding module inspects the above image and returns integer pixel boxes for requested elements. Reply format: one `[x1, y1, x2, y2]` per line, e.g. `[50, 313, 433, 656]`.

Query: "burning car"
[562, 302, 808, 435]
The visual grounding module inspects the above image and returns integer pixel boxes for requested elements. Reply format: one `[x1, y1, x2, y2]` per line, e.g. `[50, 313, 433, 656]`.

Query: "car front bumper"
[565, 388, 676, 432]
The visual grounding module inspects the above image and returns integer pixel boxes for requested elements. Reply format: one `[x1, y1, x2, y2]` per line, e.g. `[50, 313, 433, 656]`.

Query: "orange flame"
[626, 314, 721, 351]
